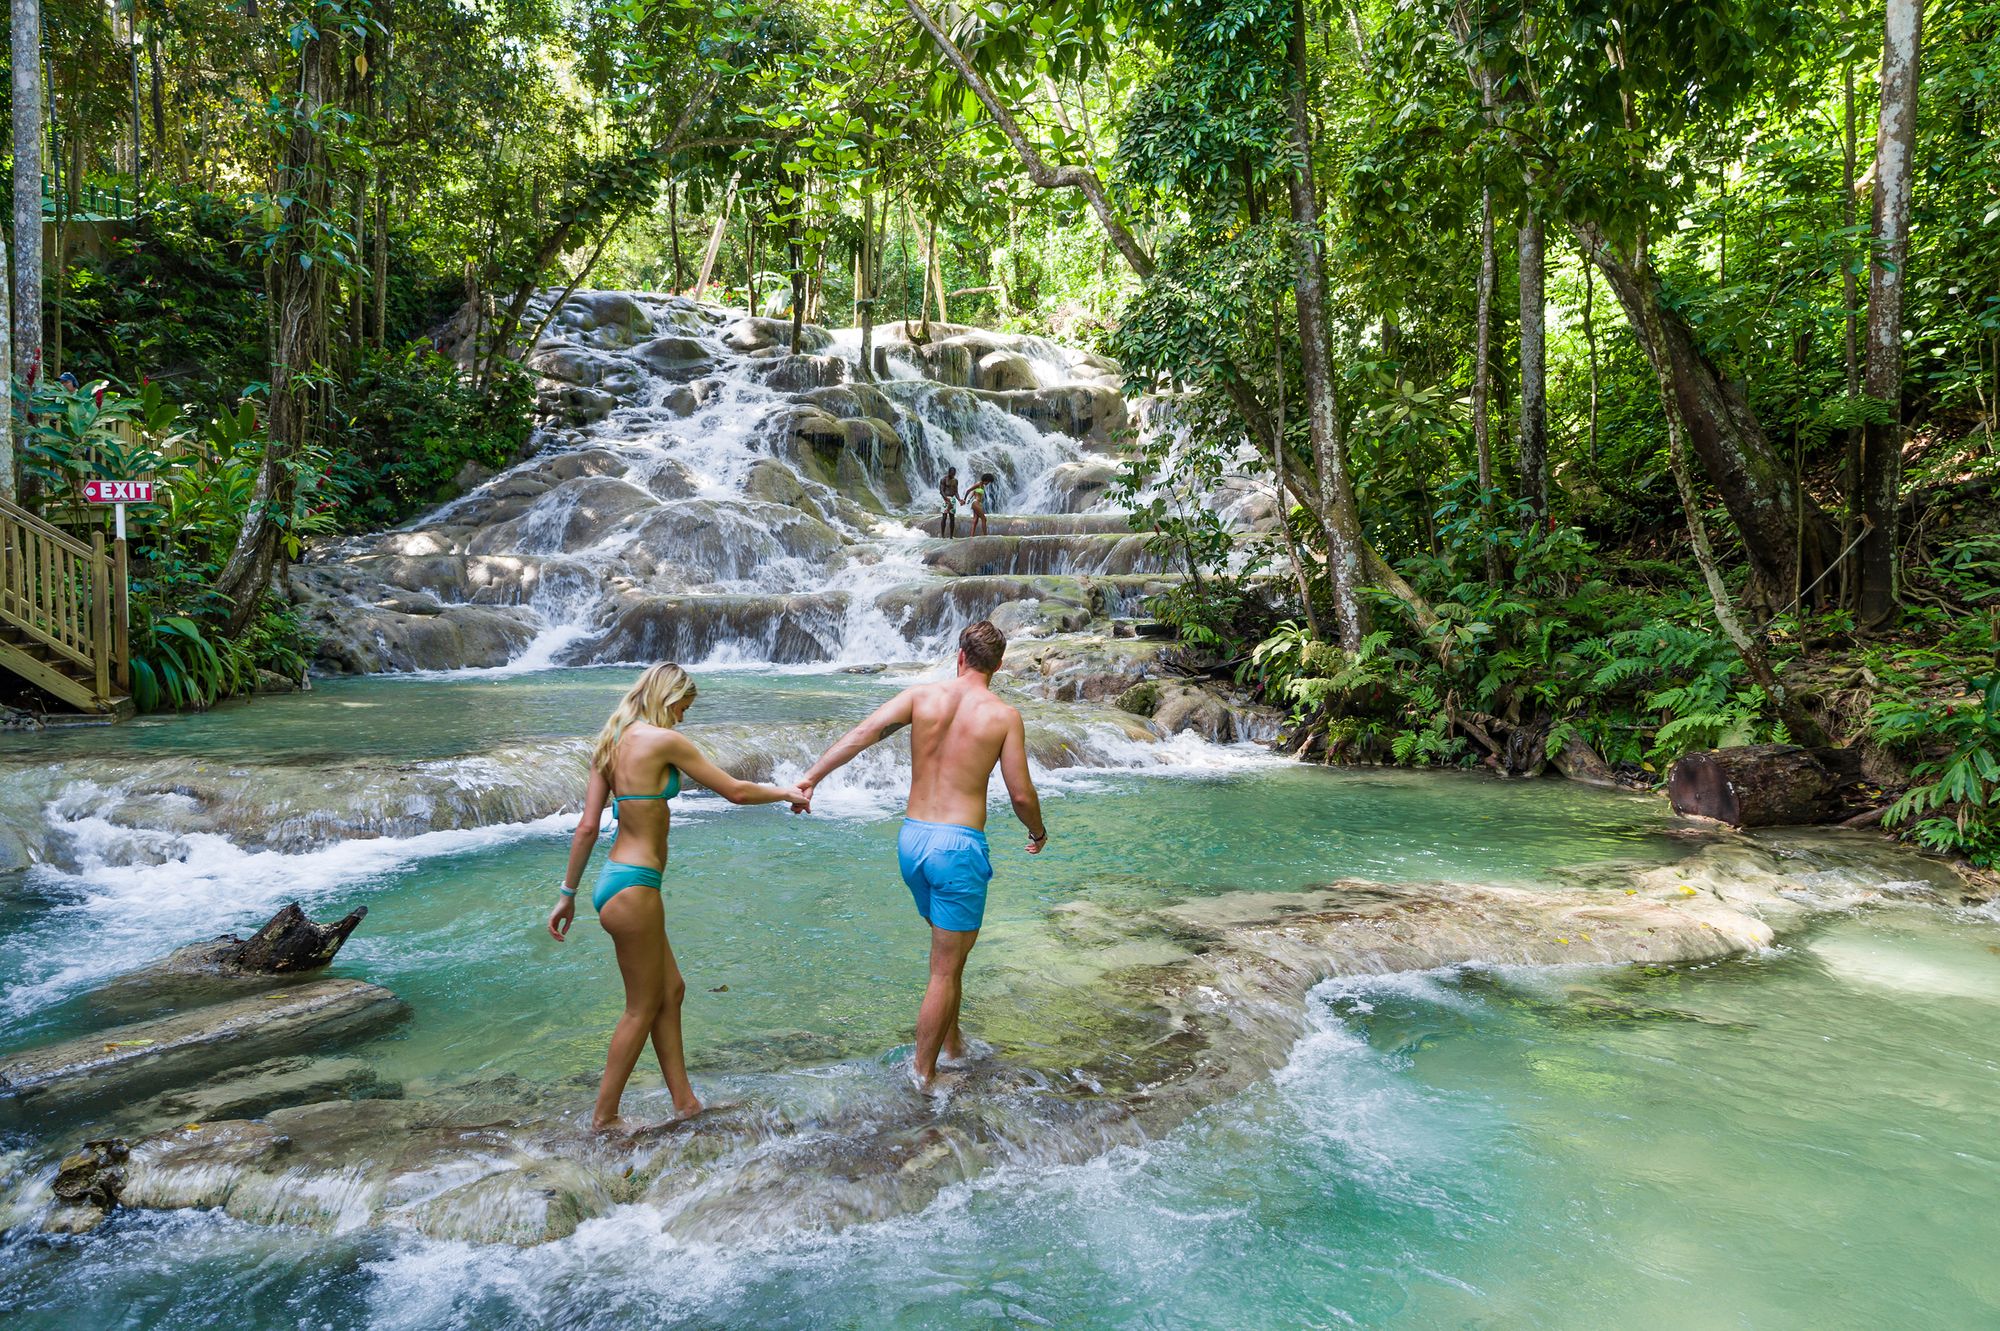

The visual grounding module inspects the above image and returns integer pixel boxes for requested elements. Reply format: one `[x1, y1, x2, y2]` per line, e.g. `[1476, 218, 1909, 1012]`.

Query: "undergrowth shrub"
[334, 345, 534, 529]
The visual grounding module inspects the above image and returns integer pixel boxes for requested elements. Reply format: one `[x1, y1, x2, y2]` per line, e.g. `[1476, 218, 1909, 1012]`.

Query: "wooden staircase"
[0, 497, 131, 716]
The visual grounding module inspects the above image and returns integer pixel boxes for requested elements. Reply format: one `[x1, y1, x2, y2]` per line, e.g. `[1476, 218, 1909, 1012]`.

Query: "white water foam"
[0, 807, 584, 1019]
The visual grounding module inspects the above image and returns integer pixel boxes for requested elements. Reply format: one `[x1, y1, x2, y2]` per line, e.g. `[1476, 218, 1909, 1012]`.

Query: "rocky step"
[873, 574, 1174, 642]
[910, 513, 1142, 538]
[0, 979, 405, 1110]
[922, 533, 1169, 579]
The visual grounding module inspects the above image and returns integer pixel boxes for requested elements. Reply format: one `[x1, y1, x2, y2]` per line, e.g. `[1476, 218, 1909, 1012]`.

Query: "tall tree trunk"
[1285, 0, 1365, 650]
[788, 210, 805, 352]
[372, 175, 389, 346]
[1575, 222, 1838, 609]
[745, 204, 757, 318]
[1839, 43, 1860, 606]
[1473, 187, 1502, 582]
[0, 229, 11, 502]
[694, 171, 738, 300]
[1629, 249, 1827, 748]
[12, 0, 43, 397]
[1582, 256, 1599, 469]
[857, 187, 875, 381]
[930, 219, 949, 326]
[1857, 0, 1923, 630]
[148, 27, 164, 150]
[667, 178, 684, 291]
[1271, 294, 1325, 641]
[1516, 209, 1547, 522]
[129, 8, 143, 201]
[213, 28, 335, 634]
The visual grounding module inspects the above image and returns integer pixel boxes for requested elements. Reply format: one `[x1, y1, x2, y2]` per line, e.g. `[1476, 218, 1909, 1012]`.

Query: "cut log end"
[224, 903, 370, 974]
[1667, 744, 1866, 828]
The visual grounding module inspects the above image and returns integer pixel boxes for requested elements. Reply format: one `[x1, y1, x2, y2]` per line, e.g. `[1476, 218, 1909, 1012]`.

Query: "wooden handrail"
[0, 498, 131, 712]
[0, 496, 93, 559]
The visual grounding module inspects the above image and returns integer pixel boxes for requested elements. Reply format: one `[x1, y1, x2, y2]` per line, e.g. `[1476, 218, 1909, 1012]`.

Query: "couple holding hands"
[545, 620, 1047, 1131]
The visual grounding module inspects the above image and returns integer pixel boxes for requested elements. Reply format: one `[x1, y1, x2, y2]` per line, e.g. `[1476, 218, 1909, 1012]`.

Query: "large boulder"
[800, 383, 897, 423]
[615, 498, 844, 584]
[976, 350, 1041, 392]
[569, 591, 850, 665]
[743, 459, 826, 521]
[303, 597, 539, 674]
[719, 316, 833, 354]
[537, 383, 616, 426]
[554, 291, 655, 346]
[662, 376, 726, 418]
[759, 354, 849, 392]
[630, 335, 717, 380]
[976, 385, 1130, 446]
[466, 475, 660, 556]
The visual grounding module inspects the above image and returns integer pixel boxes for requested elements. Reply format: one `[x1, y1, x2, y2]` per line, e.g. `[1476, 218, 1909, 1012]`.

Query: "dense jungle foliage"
[2, 0, 1996, 861]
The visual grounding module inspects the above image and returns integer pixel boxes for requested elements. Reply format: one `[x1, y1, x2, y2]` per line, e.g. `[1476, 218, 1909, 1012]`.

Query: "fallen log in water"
[1666, 744, 1867, 828]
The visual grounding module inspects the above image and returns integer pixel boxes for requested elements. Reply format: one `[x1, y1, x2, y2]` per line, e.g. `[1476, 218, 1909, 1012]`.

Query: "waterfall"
[294, 297, 1220, 674]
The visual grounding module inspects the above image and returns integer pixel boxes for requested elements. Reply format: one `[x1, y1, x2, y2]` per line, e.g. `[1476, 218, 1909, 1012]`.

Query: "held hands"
[547, 892, 576, 942]
[778, 783, 812, 814]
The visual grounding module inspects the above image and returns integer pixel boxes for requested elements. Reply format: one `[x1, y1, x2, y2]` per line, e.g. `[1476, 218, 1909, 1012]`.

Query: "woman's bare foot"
[591, 1114, 637, 1135]
[669, 1098, 705, 1122]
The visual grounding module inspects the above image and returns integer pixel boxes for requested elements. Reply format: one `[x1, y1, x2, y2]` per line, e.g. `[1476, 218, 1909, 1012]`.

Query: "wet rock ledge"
[20, 835, 1962, 1247]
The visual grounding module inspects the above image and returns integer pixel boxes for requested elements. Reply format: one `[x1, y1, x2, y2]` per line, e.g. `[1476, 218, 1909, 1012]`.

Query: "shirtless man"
[797, 620, 1047, 1088]
[940, 467, 961, 539]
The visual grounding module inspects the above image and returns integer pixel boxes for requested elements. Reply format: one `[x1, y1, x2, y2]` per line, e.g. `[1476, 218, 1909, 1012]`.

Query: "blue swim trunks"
[898, 818, 992, 933]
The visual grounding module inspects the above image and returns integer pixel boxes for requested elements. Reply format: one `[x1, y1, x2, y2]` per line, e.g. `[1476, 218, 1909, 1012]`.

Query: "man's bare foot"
[669, 1098, 705, 1122]
[591, 1114, 637, 1135]
[907, 1061, 963, 1097]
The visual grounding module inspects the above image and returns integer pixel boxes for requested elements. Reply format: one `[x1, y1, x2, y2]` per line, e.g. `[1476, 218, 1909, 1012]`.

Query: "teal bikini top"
[608, 723, 681, 817]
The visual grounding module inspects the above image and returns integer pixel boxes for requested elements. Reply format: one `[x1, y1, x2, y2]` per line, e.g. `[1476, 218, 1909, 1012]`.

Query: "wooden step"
[0, 637, 115, 714]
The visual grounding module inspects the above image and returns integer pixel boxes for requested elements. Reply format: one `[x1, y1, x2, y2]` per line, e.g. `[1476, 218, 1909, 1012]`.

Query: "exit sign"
[83, 480, 155, 504]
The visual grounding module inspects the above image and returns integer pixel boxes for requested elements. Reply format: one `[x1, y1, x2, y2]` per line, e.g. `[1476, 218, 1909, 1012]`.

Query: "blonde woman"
[548, 663, 809, 1131]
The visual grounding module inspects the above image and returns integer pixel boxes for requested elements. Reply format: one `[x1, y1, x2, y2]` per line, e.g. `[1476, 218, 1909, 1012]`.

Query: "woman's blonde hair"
[590, 662, 696, 777]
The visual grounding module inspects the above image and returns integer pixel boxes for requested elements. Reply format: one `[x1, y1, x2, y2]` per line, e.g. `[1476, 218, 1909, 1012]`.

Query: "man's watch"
[1028, 828, 1049, 844]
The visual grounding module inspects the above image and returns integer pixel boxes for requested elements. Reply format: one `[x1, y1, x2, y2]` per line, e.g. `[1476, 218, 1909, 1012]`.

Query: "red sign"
[83, 480, 155, 504]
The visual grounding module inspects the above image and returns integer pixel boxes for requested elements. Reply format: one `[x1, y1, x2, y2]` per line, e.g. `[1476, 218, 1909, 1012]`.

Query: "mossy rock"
[1116, 680, 1162, 717]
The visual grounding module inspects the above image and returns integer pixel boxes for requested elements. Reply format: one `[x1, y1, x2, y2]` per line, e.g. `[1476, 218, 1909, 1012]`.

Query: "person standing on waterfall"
[548, 662, 810, 1132]
[796, 621, 1048, 1090]
[940, 466, 961, 538]
[967, 472, 996, 538]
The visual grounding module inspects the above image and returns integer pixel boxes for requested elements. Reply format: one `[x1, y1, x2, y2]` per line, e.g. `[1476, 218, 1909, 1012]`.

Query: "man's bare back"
[798, 621, 1046, 1088]
[901, 677, 1030, 829]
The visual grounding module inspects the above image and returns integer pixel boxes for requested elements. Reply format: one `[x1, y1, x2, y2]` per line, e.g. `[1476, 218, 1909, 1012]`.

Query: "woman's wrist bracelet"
[558, 885, 577, 898]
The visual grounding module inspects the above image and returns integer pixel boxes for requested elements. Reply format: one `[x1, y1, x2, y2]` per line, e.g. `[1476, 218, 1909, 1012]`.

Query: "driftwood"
[1667, 744, 1866, 828]
[175, 903, 370, 976]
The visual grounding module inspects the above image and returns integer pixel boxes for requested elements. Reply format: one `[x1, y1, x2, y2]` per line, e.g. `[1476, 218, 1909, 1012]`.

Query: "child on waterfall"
[547, 663, 809, 1132]
[968, 472, 995, 537]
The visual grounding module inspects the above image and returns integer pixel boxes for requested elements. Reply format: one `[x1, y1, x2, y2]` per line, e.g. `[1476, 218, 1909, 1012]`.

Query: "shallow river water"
[2, 670, 1997, 1329]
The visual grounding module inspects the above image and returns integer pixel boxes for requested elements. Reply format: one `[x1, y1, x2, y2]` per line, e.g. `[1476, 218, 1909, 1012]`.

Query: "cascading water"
[295, 294, 1182, 674]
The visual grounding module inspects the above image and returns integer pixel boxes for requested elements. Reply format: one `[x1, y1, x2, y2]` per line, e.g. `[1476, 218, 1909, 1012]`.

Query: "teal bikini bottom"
[593, 860, 663, 912]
